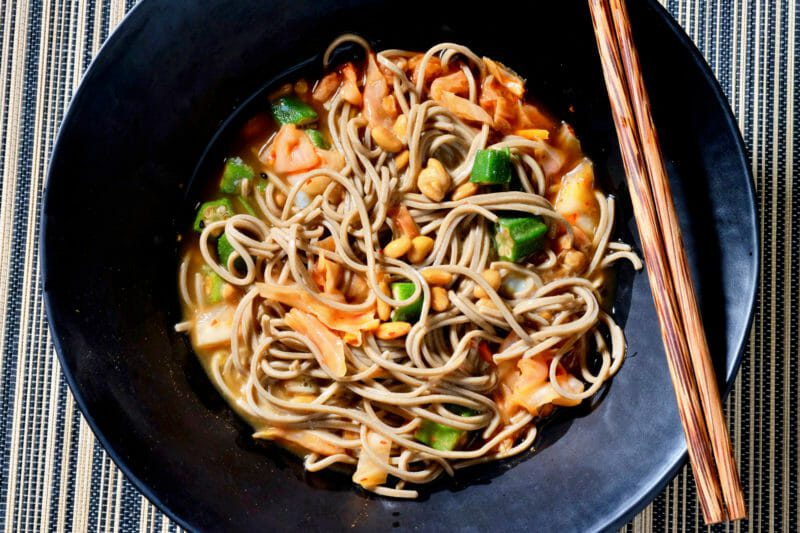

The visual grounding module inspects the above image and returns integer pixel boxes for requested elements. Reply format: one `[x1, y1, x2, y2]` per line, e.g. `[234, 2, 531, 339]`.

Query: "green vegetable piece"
[236, 196, 257, 216]
[217, 233, 246, 271]
[494, 216, 548, 262]
[217, 233, 235, 266]
[469, 148, 513, 184]
[271, 96, 318, 126]
[415, 406, 476, 451]
[445, 404, 478, 417]
[220, 157, 255, 194]
[414, 420, 465, 451]
[390, 282, 422, 323]
[305, 129, 329, 149]
[193, 198, 235, 233]
[200, 266, 224, 304]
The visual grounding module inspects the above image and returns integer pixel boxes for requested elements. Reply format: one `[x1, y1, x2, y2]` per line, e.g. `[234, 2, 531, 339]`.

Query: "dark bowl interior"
[42, 0, 757, 531]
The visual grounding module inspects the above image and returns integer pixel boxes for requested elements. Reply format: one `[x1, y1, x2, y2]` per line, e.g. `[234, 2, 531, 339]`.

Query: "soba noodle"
[177, 35, 642, 498]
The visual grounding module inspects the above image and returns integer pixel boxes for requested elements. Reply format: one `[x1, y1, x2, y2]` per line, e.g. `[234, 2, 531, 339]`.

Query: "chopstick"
[587, 0, 746, 524]
[604, 0, 748, 521]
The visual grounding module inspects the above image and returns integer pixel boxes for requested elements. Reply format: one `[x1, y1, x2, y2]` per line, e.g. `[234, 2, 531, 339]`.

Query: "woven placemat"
[0, 0, 795, 530]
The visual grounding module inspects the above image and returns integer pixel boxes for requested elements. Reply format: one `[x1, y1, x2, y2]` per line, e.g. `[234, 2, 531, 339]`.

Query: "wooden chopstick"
[588, 0, 737, 524]
[605, 0, 747, 520]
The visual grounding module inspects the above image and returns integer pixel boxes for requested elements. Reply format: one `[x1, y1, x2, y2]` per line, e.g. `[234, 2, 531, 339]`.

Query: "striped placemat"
[0, 0, 796, 531]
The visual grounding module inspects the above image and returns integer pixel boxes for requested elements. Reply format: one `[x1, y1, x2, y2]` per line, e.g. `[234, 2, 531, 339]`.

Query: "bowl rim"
[40, 0, 759, 530]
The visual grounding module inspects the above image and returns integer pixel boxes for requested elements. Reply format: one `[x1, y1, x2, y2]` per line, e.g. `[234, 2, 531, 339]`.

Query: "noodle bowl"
[177, 35, 641, 498]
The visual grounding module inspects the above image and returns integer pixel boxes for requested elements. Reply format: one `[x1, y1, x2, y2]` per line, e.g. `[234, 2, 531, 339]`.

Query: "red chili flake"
[478, 341, 495, 365]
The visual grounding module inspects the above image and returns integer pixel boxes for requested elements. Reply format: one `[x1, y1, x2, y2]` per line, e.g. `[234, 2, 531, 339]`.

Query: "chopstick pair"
[587, 0, 746, 524]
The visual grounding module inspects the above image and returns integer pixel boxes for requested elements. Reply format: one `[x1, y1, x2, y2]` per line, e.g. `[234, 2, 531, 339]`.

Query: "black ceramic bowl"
[42, 0, 757, 531]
